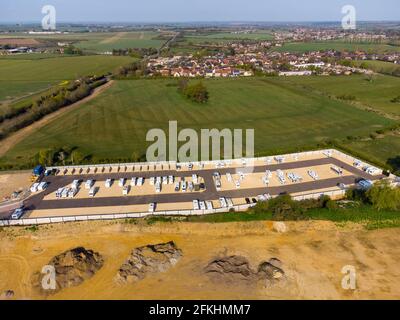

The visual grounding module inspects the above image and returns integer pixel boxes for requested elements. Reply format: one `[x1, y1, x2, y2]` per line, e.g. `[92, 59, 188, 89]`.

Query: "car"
[245, 198, 251, 204]
[188, 163, 193, 170]
[174, 182, 180, 192]
[235, 180, 240, 189]
[11, 208, 24, 220]
[182, 181, 187, 192]
[337, 183, 347, 190]
[188, 181, 194, 192]
[193, 200, 199, 210]
[61, 188, 69, 198]
[149, 202, 156, 213]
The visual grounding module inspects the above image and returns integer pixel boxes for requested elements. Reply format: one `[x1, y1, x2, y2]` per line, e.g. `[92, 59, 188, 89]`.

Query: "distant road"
[0, 80, 115, 158]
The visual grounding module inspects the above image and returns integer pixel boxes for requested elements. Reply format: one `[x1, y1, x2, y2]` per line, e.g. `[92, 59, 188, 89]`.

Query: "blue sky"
[0, 0, 399, 23]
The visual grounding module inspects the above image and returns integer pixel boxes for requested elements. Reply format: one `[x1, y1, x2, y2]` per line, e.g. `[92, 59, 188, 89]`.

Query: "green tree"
[366, 180, 400, 211]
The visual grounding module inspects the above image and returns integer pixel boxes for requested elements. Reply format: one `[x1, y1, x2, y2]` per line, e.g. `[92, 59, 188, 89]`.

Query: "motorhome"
[89, 187, 96, 197]
[30, 183, 39, 193]
[85, 179, 94, 189]
[137, 177, 144, 186]
[11, 208, 24, 220]
[105, 179, 112, 188]
[130, 177, 137, 187]
[155, 181, 162, 193]
[118, 178, 125, 187]
[206, 201, 213, 210]
[68, 188, 77, 198]
[193, 199, 199, 210]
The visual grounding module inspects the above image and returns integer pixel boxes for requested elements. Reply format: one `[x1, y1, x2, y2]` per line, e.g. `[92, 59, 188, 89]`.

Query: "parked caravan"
[30, 183, 39, 193]
[105, 179, 112, 188]
[89, 187, 97, 197]
[193, 199, 199, 210]
[85, 179, 94, 189]
[11, 208, 24, 220]
[149, 202, 156, 213]
[37, 182, 48, 191]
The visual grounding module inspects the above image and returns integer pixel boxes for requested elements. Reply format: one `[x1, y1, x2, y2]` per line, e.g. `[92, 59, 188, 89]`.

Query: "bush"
[178, 80, 209, 103]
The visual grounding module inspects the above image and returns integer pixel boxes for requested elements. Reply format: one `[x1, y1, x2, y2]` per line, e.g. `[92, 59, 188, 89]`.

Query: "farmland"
[0, 55, 134, 103]
[276, 74, 400, 117]
[0, 31, 169, 53]
[273, 41, 400, 53]
[0, 77, 394, 167]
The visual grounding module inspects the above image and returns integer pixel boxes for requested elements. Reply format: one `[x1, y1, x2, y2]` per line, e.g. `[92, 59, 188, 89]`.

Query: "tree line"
[0, 76, 107, 141]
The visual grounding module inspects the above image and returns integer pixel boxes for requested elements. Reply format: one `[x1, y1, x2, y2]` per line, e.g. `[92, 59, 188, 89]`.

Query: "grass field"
[0, 77, 394, 166]
[273, 41, 400, 53]
[0, 55, 134, 103]
[353, 60, 400, 75]
[185, 31, 274, 43]
[275, 74, 400, 116]
[73, 31, 167, 52]
[342, 135, 400, 172]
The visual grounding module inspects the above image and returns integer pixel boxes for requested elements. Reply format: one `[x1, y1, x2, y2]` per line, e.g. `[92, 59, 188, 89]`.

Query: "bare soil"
[0, 220, 399, 300]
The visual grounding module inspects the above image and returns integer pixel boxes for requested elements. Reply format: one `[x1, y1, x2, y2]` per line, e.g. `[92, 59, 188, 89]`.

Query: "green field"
[353, 60, 400, 75]
[342, 135, 400, 172]
[1, 77, 394, 166]
[273, 41, 400, 53]
[73, 32, 167, 52]
[0, 55, 134, 103]
[185, 31, 274, 43]
[275, 74, 400, 116]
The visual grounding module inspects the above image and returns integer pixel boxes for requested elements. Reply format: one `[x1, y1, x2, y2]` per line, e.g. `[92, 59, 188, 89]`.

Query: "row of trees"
[0, 77, 106, 141]
[112, 48, 158, 58]
[114, 61, 149, 78]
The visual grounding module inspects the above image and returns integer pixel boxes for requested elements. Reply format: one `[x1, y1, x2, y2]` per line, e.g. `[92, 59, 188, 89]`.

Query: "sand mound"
[116, 241, 182, 283]
[34, 247, 103, 294]
[205, 255, 285, 284]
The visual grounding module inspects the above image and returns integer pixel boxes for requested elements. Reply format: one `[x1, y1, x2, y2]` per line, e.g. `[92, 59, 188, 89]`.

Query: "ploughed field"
[0, 77, 394, 165]
[0, 55, 134, 103]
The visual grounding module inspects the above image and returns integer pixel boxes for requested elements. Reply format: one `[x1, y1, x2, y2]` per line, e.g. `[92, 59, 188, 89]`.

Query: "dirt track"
[0, 80, 114, 158]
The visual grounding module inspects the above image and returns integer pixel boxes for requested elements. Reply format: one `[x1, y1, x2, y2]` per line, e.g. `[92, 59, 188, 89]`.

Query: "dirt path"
[0, 80, 115, 158]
